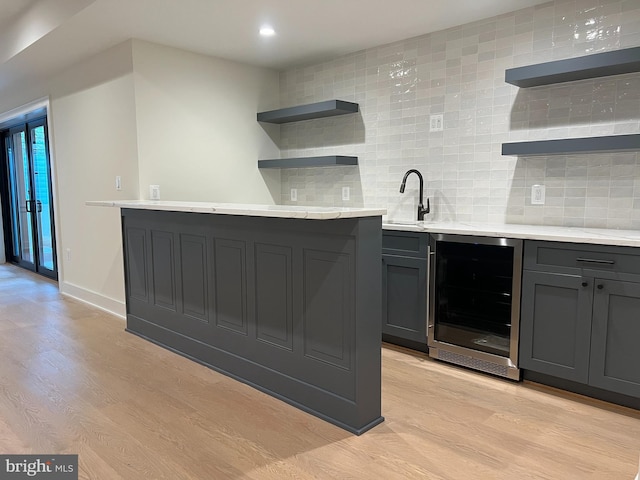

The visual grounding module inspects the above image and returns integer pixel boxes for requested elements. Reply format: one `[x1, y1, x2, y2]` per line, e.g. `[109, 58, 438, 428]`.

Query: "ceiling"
[0, 0, 551, 94]
[0, 0, 35, 29]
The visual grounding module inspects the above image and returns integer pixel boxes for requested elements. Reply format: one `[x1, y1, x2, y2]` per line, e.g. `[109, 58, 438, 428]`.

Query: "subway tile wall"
[276, 0, 640, 228]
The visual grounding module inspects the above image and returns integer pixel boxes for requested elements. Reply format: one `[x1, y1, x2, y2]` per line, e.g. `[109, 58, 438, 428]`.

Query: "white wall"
[0, 39, 282, 316]
[0, 43, 139, 313]
[49, 40, 140, 316]
[132, 40, 281, 203]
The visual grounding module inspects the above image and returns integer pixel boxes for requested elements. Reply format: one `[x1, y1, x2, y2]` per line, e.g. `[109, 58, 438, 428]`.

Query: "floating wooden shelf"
[257, 100, 359, 124]
[505, 46, 640, 87]
[258, 156, 358, 169]
[502, 134, 640, 156]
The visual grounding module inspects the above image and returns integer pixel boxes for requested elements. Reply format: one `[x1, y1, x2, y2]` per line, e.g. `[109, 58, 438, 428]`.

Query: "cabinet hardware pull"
[576, 257, 615, 265]
[597, 284, 604, 290]
[581, 281, 588, 287]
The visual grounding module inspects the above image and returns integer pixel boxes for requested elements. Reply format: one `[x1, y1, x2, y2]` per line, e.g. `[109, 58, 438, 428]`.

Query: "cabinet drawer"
[382, 231, 429, 258]
[524, 241, 640, 278]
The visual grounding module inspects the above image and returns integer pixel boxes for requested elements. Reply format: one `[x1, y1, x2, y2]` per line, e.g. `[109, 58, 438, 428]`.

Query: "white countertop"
[382, 220, 640, 248]
[86, 200, 386, 220]
[86, 200, 640, 246]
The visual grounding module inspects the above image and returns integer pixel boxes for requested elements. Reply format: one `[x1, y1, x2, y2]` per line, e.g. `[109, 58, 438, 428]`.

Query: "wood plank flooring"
[1, 263, 639, 479]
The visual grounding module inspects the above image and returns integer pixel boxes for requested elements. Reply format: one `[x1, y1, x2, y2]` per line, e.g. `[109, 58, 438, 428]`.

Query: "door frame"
[0, 98, 59, 281]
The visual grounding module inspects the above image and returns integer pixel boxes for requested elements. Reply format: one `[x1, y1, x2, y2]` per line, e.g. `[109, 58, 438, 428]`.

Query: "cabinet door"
[590, 280, 640, 398]
[381, 254, 427, 344]
[519, 271, 593, 383]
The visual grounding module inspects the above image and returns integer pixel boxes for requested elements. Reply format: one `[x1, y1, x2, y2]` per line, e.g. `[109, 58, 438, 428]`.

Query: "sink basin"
[382, 220, 424, 231]
[384, 219, 420, 226]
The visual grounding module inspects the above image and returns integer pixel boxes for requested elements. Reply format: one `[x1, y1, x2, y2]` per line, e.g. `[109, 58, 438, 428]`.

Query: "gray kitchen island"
[88, 200, 386, 434]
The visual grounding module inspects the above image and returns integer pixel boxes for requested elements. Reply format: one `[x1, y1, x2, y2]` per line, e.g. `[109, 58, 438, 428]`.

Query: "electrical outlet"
[150, 185, 161, 200]
[429, 114, 444, 132]
[115, 176, 122, 191]
[531, 184, 545, 205]
[342, 186, 350, 201]
[290, 188, 297, 202]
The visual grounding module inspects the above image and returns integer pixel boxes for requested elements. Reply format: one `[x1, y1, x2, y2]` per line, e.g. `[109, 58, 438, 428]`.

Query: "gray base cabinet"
[520, 241, 640, 400]
[520, 271, 593, 383]
[381, 231, 429, 350]
[121, 209, 383, 434]
[590, 280, 640, 397]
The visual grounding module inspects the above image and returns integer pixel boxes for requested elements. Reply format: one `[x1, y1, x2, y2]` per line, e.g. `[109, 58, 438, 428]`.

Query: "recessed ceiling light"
[259, 25, 276, 37]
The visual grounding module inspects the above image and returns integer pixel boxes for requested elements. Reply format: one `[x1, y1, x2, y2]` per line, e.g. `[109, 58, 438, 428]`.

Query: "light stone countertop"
[86, 201, 640, 247]
[382, 220, 640, 248]
[86, 200, 386, 220]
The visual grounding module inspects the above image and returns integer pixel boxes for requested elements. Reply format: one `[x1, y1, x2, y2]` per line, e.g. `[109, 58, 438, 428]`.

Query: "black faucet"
[400, 169, 430, 221]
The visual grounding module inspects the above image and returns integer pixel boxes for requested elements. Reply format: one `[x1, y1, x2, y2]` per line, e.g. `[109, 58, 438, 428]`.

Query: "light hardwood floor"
[1, 263, 639, 479]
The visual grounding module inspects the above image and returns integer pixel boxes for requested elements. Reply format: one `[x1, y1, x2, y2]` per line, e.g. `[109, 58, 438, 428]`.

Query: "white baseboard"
[59, 281, 126, 319]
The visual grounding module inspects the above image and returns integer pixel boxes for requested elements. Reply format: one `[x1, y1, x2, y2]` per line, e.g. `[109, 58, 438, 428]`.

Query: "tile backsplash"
[276, 0, 640, 229]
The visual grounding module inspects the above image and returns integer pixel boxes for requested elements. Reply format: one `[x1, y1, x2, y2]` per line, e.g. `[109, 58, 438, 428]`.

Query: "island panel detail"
[121, 208, 383, 434]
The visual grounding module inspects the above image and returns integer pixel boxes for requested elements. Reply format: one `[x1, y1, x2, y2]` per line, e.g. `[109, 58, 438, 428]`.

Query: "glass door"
[6, 127, 36, 270]
[2, 119, 57, 279]
[29, 120, 56, 276]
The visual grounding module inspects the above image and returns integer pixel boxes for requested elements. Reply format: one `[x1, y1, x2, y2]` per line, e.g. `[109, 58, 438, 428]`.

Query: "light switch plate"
[115, 176, 122, 191]
[342, 186, 350, 201]
[290, 188, 297, 202]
